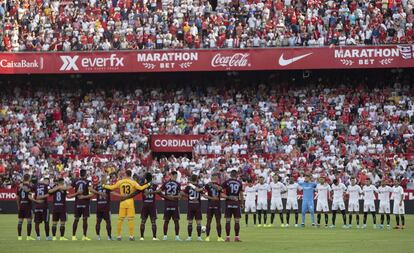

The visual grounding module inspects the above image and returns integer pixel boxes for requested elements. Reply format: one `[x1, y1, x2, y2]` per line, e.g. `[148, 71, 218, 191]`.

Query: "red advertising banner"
[0, 188, 16, 201]
[150, 135, 204, 153]
[0, 45, 413, 74]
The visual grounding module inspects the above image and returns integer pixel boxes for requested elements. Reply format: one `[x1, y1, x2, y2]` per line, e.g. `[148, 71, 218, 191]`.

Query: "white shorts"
[316, 200, 329, 212]
[257, 200, 268, 211]
[332, 201, 346, 211]
[363, 201, 376, 212]
[286, 199, 298, 210]
[393, 202, 405, 215]
[378, 201, 390, 214]
[270, 199, 283, 211]
[244, 201, 256, 213]
[348, 201, 360, 212]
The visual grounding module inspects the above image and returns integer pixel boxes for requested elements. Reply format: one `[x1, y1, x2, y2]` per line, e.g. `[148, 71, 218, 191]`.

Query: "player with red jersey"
[222, 170, 243, 242]
[32, 177, 51, 240]
[182, 174, 204, 241]
[94, 176, 114, 241]
[71, 169, 103, 241]
[140, 182, 159, 240]
[16, 174, 35, 240]
[203, 173, 224, 242]
[48, 177, 77, 240]
[160, 171, 182, 241]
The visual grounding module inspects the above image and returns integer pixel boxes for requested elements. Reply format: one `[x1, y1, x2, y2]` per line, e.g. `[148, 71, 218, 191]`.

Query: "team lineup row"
[15, 170, 406, 243]
[16, 169, 244, 242]
[243, 175, 406, 229]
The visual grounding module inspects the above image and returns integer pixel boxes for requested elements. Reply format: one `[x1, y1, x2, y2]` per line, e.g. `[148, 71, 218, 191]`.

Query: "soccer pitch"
[1, 214, 413, 253]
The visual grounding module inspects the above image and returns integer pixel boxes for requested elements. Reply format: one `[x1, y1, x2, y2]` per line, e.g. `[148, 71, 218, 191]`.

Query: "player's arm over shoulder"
[49, 185, 61, 193]
[89, 185, 103, 195]
[103, 179, 124, 190]
[132, 180, 150, 191]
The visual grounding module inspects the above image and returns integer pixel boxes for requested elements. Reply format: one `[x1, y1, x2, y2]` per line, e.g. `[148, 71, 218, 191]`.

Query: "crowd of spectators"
[0, 70, 413, 189]
[0, 0, 413, 51]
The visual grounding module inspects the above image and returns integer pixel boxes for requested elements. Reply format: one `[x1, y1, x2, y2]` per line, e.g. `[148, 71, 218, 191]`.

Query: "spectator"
[0, 0, 413, 52]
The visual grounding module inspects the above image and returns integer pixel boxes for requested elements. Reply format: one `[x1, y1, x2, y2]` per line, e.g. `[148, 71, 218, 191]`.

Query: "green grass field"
[1, 214, 413, 253]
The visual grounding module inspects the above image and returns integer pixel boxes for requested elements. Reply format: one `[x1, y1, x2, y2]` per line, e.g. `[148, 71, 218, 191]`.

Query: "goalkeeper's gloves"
[145, 172, 153, 184]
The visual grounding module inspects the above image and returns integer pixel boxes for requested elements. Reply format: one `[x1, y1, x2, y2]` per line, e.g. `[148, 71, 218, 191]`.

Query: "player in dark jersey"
[222, 170, 244, 242]
[48, 177, 77, 240]
[203, 173, 224, 242]
[181, 174, 204, 241]
[32, 177, 51, 240]
[94, 175, 116, 241]
[16, 174, 35, 240]
[71, 169, 103, 241]
[160, 171, 182, 241]
[139, 182, 159, 241]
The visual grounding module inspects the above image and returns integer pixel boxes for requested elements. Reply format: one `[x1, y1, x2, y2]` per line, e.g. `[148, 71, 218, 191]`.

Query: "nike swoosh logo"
[278, 53, 313, 66]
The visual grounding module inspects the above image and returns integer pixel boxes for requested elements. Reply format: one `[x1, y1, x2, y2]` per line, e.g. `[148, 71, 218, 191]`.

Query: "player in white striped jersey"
[256, 176, 270, 227]
[285, 178, 300, 227]
[243, 180, 256, 226]
[378, 180, 393, 229]
[269, 175, 287, 227]
[316, 177, 330, 227]
[392, 180, 405, 229]
[346, 177, 362, 228]
[362, 179, 378, 229]
[331, 179, 347, 228]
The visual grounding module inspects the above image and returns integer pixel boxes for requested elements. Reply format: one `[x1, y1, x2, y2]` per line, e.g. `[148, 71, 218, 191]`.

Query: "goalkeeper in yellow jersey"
[103, 170, 152, 241]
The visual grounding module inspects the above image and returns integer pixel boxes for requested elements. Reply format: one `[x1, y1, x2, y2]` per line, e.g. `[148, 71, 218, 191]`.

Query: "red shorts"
[74, 204, 90, 218]
[164, 206, 180, 221]
[96, 210, 110, 220]
[141, 204, 157, 220]
[206, 206, 221, 220]
[225, 203, 241, 219]
[34, 208, 50, 223]
[187, 203, 202, 220]
[18, 206, 32, 219]
[52, 210, 67, 222]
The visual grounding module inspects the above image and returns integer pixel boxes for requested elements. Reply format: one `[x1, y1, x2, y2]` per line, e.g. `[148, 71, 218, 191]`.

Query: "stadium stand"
[0, 70, 413, 189]
[0, 0, 413, 51]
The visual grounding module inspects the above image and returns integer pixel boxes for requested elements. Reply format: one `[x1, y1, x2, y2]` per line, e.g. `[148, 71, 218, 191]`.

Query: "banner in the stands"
[0, 45, 413, 74]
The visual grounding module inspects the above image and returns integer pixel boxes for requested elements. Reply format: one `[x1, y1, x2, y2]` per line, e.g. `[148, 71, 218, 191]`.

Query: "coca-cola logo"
[211, 53, 251, 68]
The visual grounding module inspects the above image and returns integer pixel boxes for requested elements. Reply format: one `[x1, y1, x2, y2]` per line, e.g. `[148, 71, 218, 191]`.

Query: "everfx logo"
[60, 55, 79, 71]
[60, 54, 124, 71]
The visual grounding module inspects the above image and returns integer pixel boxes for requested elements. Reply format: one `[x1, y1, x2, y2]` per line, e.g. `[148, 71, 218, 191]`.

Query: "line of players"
[16, 169, 245, 242]
[244, 175, 406, 229]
